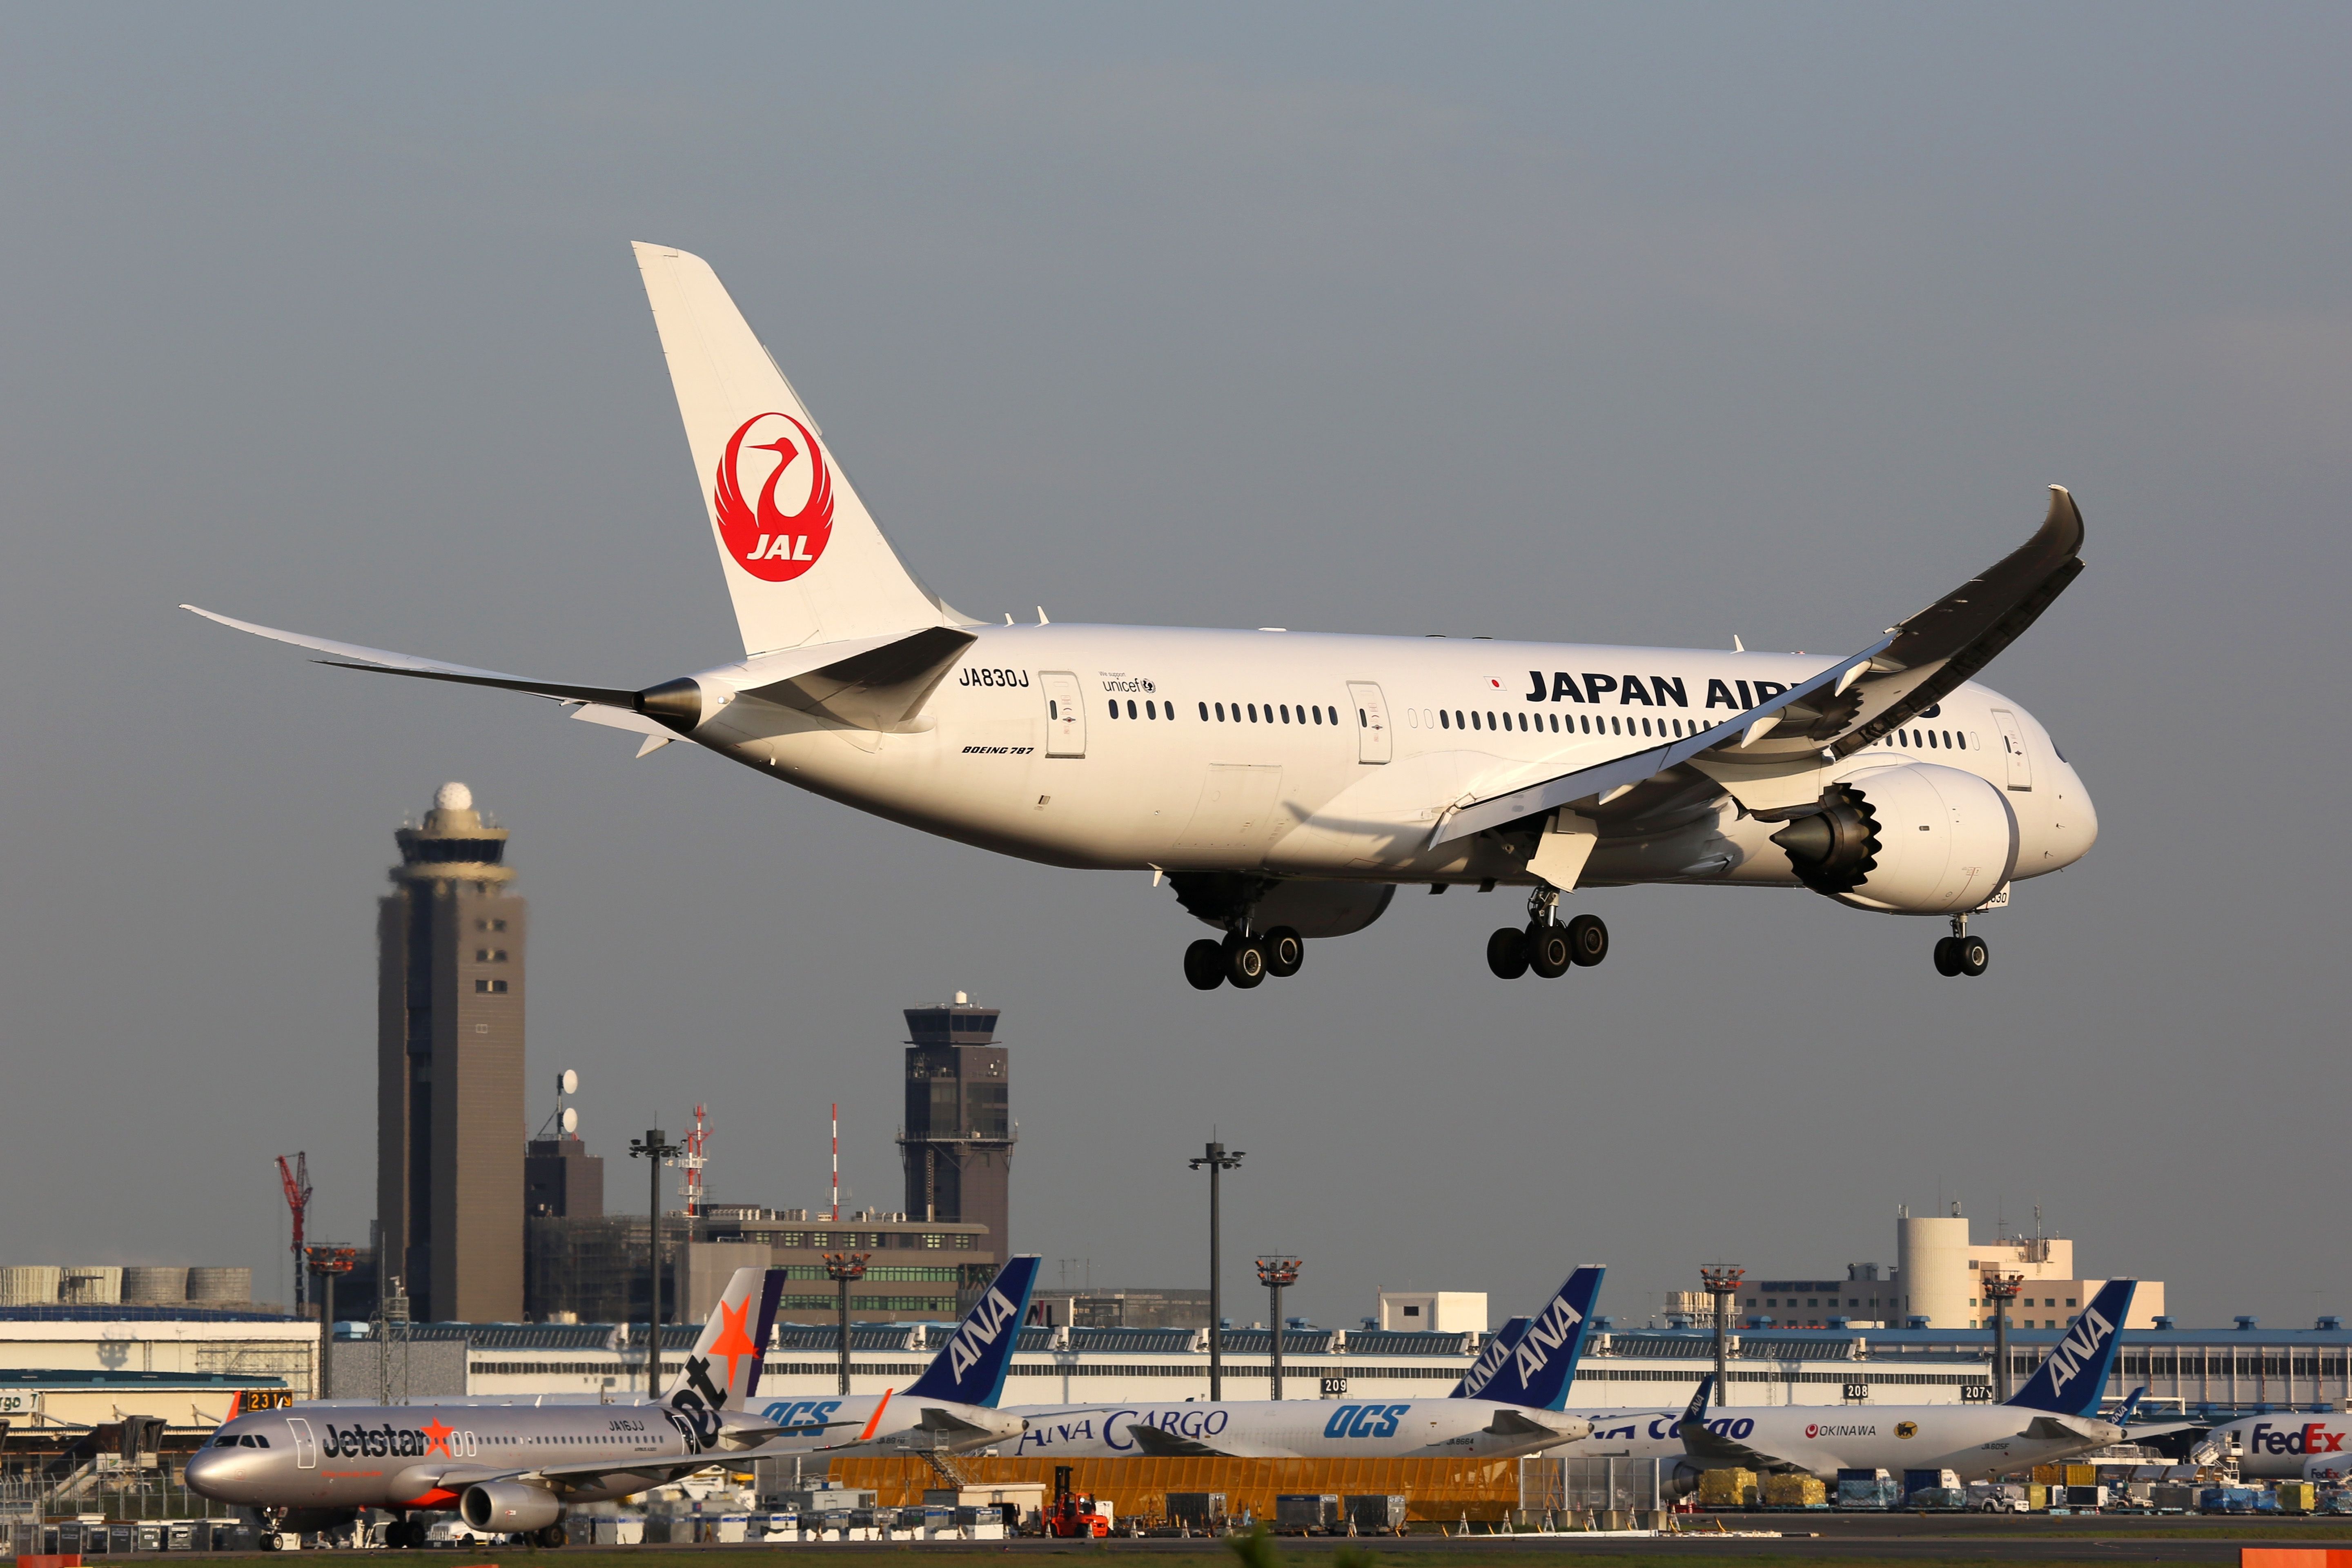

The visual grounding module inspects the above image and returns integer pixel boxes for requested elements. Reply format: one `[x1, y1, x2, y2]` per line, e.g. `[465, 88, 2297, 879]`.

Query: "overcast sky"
[2, 4, 2345, 1332]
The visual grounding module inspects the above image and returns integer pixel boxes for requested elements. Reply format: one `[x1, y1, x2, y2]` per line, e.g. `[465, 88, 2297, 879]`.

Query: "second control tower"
[897, 997, 1015, 1252]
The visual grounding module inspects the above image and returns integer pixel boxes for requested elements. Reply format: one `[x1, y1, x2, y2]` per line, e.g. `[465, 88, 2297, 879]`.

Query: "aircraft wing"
[1483, 1408, 1591, 1443]
[1123, 1422, 1235, 1458]
[1432, 487, 2085, 845]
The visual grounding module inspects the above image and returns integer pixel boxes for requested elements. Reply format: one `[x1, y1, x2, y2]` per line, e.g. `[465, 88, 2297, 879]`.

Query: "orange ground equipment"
[1047, 1465, 1111, 1538]
[831, 1453, 1521, 1526]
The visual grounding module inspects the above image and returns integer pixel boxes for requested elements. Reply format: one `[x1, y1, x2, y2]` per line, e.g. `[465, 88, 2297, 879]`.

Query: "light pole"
[629, 1128, 681, 1399]
[303, 1246, 356, 1401]
[824, 1252, 871, 1396]
[1982, 1273, 2024, 1401]
[1189, 1141, 1244, 1399]
[1699, 1265, 1744, 1408]
[1256, 1256, 1301, 1401]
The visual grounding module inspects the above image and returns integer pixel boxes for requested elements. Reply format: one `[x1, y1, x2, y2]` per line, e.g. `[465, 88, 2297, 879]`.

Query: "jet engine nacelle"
[460, 1481, 562, 1534]
[1769, 763, 2017, 915]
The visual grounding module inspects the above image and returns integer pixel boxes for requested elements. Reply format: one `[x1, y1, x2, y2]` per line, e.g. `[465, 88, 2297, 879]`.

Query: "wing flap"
[1125, 1423, 1232, 1458]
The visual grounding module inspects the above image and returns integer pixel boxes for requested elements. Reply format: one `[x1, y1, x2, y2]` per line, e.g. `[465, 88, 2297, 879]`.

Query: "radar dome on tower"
[434, 781, 474, 812]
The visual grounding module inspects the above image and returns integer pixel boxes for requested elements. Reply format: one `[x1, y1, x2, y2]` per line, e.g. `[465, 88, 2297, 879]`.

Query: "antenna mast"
[681, 1105, 709, 1218]
[831, 1102, 840, 1221]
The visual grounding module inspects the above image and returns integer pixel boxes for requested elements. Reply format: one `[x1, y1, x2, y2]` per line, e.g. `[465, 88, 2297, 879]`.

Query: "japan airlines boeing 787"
[188, 244, 2096, 987]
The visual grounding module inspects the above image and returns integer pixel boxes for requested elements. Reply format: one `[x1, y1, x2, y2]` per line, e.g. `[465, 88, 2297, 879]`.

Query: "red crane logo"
[713, 412, 835, 583]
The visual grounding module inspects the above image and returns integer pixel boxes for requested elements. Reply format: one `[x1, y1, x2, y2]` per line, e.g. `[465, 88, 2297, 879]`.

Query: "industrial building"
[1663, 1212, 2167, 1330]
[376, 782, 527, 1324]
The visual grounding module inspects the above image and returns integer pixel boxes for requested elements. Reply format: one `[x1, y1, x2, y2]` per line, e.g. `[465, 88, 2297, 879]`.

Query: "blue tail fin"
[901, 1256, 1040, 1408]
[1678, 1375, 1716, 1427]
[2114, 1385, 2147, 1426]
[741, 1268, 789, 1400]
[2006, 1278, 2135, 1417]
[1451, 1317, 1531, 1399]
[1470, 1266, 1604, 1411]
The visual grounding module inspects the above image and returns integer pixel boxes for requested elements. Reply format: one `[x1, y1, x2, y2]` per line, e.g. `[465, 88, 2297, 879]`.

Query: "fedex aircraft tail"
[2006, 1277, 2135, 1417]
[1451, 1316, 1531, 1399]
[662, 1266, 787, 1432]
[902, 1255, 1041, 1408]
[633, 243, 954, 657]
[1472, 1266, 1605, 1412]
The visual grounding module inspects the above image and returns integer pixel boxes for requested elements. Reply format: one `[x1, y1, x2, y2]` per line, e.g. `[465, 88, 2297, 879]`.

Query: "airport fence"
[831, 1454, 1522, 1524]
[1517, 1457, 1666, 1517]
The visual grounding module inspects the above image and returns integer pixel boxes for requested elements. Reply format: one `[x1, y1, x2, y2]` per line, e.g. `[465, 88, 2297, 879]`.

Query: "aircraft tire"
[1526, 923, 1572, 978]
[1486, 927, 1530, 979]
[1263, 926, 1305, 978]
[1183, 938, 1227, 991]
[1933, 936, 1963, 976]
[1958, 935, 1989, 976]
[1566, 913, 1609, 966]
[533, 1524, 568, 1549]
[1225, 935, 1268, 988]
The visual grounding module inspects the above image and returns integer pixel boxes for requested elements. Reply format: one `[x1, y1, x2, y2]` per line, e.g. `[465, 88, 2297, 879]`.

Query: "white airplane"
[1002, 1268, 1602, 1460]
[186, 1258, 1036, 1546]
[2193, 1411, 2352, 1479]
[186, 243, 2096, 987]
[1561, 1278, 2154, 1486]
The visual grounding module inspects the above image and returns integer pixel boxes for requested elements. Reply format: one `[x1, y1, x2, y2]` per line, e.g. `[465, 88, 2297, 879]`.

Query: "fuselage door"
[286, 1417, 317, 1470]
[1990, 708, 2032, 790]
[1346, 682, 1392, 765]
[1039, 672, 1087, 758]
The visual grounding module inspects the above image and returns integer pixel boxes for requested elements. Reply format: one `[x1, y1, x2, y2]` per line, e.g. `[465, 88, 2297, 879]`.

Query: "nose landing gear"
[1489, 889, 1608, 979]
[1933, 913, 1990, 976]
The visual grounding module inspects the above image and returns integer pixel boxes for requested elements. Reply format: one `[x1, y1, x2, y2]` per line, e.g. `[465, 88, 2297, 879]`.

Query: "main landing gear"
[1184, 926, 1305, 991]
[383, 1519, 422, 1550]
[1488, 889, 1608, 980]
[530, 1523, 569, 1549]
[1933, 912, 1990, 977]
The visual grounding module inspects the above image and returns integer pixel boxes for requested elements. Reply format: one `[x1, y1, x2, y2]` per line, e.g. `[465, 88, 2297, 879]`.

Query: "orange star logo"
[707, 1295, 760, 1392]
[421, 1418, 455, 1457]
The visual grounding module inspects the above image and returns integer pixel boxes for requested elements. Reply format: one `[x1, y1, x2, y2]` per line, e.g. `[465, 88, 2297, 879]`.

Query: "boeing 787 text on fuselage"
[189, 245, 2095, 986]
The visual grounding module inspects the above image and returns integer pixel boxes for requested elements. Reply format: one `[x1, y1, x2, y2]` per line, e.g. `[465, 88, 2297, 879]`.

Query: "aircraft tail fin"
[1451, 1316, 1531, 1399]
[1472, 1266, 1605, 1412]
[2006, 1278, 2135, 1416]
[663, 1266, 787, 1423]
[632, 243, 956, 656]
[901, 1256, 1041, 1408]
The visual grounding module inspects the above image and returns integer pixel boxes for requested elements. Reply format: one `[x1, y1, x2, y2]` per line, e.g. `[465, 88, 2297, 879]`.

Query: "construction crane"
[276, 1153, 312, 1311]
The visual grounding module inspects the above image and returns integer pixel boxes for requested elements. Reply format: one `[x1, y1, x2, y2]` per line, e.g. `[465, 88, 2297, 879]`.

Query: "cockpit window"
[212, 1433, 239, 1447]
[253, 1434, 271, 1447]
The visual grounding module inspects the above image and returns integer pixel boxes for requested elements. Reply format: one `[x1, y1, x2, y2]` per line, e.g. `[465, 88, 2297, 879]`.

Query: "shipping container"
[1167, 1492, 1227, 1530]
[1762, 1474, 1827, 1508]
[1345, 1494, 1410, 1532]
[1274, 1494, 1341, 1535]
[1698, 1468, 1758, 1508]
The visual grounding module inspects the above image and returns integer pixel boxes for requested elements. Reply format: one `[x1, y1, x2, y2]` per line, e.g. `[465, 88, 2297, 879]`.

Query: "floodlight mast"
[1255, 1256, 1302, 1400]
[1699, 1265, 1745, 1408]
[1189, 1141, 1244, 1399]
[629, 1128, 682, 1398]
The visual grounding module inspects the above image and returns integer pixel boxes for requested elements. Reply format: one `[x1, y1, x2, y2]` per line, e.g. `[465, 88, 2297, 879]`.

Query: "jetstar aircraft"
[1002, 1267, 1603, 1460]
[186, 244, 2096, 988]
[185, 1258, 1035, 1546]
[1559, 1278, 2159, 1486]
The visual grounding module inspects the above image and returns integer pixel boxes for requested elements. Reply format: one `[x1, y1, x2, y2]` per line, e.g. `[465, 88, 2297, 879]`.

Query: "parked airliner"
[185, 1259, 1036, 1546]
[1557, 1278, 2160, 1486]
[187, 244, 2096, 986]
[1000, 1268, 1602, 1460]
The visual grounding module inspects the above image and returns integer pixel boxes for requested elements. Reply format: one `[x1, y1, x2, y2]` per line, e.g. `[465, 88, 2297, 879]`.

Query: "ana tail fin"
[1475, 1266, 1605, 1412]
[901, 1256, 1040, 1408]
[1451, 1316, 1531, 1399]
[662, 1266, 786, 1431]
[2006, 1278, 2135, 1416]
[632, 243, 954, 656]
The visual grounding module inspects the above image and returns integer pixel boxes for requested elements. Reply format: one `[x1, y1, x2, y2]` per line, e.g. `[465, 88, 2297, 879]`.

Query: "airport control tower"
[897, 998, 1015, 1253]
[376, 782, 526, 1323]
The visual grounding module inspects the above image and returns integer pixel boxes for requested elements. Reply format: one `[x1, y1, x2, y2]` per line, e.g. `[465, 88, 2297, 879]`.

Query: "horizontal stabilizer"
[1125, 1422, 1229, 1458]
[183, 606, 640, 707]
